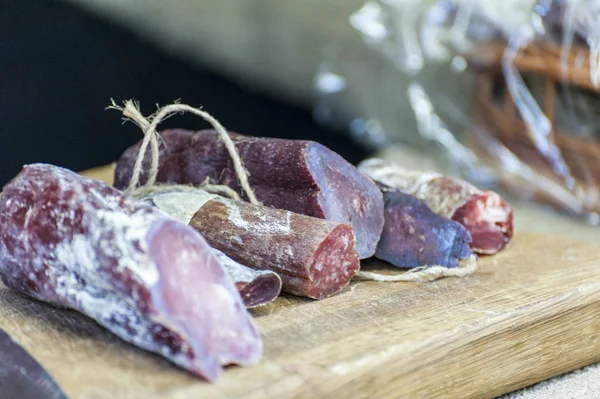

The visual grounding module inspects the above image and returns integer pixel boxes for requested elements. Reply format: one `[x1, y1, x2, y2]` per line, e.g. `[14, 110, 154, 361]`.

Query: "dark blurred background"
[0, 0, 368, 186]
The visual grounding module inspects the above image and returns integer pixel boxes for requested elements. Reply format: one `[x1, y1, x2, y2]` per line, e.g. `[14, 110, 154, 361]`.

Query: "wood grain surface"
[1, 165, 599, 399]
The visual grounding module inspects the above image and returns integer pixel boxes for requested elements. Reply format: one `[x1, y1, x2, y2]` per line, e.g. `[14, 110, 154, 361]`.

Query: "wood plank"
[1, 165, 599, 398]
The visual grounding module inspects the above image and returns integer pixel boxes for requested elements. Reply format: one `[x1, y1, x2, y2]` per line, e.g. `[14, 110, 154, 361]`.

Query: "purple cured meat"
[146, 189, 360, 299]
[114, 129, 384, 259]
[213, 249, 282, 308]
[376, 184, 472, 268]
[0, 164, 261, 381]
[359, 158, 514, 255]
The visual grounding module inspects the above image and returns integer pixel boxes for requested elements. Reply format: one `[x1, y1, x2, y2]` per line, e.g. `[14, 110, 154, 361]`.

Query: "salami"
[375, 184, 473, 268]
[145, 188, 360, 299]
[114, 129, 384, 259]
[0, 164, 262, 381]
[358, 158, 514, 255]
[213, 249, 281, 308]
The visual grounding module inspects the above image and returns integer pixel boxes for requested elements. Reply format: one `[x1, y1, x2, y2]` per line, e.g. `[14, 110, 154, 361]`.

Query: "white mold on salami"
[0, 164, 262, 381]
[146, 188, 360, 299]
[114, 129, 384, 259]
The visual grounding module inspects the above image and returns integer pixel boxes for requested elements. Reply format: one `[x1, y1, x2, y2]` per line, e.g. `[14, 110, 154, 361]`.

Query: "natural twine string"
[355, 254, 478, 282]
[108, 99, 259, 204]
[138, 181, 241, 202]
[197, 178, 242, 201]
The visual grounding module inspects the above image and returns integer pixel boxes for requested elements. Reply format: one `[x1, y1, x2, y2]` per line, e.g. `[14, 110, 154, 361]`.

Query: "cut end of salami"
[304, 224, 360, 299]
[147, 220, 262, 381]
[0, 164, 262, 382]
[234, 274, 282, 308]
[452, 193, 514, 255]
[375, 187, 473, 268]
[213, 249, 282, 308]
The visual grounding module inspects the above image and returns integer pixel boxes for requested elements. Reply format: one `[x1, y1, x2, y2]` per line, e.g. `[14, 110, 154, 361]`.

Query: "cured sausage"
[114, 129, 384, 259]
[375, 184, 472, 268]
[0, 164, 262, 381]
[146, 188, 360, 299]
[359, 158, 514, 255]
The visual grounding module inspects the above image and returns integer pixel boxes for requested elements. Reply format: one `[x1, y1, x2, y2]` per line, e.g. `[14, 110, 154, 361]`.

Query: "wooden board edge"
[286, 281, 600, 399]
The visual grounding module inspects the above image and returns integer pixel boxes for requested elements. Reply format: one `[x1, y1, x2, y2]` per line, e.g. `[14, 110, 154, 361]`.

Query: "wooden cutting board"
[1, 164, 600, 399]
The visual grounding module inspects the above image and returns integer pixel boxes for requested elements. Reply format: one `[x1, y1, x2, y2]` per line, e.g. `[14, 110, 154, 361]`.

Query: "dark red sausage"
[0, 164, 262, 381]
[147, 189, 360, 299]
[114, 129, 384, 259]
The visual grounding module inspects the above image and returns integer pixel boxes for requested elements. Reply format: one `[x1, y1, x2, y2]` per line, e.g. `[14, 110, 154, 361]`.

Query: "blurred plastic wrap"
[314, 0, 600, 223]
